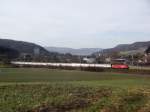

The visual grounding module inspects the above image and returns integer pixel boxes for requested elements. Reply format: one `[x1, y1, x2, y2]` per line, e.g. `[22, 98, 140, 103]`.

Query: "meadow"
[0, 68, 150, 112]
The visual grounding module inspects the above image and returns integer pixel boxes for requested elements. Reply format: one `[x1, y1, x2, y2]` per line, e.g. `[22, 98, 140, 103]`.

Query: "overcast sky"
[0, 0, 150, 48]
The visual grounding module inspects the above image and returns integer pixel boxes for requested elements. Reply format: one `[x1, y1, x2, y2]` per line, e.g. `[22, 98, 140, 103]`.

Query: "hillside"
[98, 41, 150, 55]
[0, 46, 19, 59]
[0, 39, 82, 63]
[46, 47, 102, 55]
[0, 39, 50, 56]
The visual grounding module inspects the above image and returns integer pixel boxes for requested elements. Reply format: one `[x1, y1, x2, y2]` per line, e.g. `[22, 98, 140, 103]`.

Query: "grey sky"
[0, 0, 150, 48]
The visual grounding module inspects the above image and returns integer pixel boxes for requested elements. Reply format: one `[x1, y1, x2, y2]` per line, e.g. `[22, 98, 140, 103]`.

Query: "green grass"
[0, 68, 150, 112]
[130, 66, 150, 70]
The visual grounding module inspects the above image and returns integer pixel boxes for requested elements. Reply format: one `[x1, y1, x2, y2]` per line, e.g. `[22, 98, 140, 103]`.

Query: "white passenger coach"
[11, 61, 112, 68]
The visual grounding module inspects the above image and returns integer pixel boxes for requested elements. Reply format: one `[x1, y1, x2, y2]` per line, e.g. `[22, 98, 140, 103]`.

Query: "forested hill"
[0, 46, 19, 59]
[0, 39, 82, 63]
[0, 39, 49, 55]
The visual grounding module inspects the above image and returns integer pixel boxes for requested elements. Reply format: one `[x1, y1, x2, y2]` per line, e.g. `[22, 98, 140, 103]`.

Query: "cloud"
[0, 0, 150, 48]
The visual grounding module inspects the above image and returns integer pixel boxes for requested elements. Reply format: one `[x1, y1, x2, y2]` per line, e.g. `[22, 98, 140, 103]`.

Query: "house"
[83, 57, 96, 63]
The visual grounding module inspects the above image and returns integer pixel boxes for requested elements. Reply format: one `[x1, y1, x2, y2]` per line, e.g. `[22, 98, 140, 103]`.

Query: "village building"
[83, 57, 96, 63]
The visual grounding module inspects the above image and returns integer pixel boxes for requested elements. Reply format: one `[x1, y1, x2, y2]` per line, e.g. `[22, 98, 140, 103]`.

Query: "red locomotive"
[111, 59, 129, 69]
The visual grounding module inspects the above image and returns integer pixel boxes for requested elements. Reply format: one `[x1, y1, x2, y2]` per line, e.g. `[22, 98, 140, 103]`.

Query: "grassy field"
[130, 66, 150, 70]
[0, 68, 150, 112]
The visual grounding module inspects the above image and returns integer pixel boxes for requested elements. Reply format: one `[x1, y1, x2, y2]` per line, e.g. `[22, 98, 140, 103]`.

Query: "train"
[11, 61, 129, 69]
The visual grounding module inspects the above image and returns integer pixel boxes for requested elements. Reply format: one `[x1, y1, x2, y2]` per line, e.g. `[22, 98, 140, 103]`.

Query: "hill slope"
[0, 46, 19, 59]
[102, 41, 150, 54]
[0, 39, 49, 56]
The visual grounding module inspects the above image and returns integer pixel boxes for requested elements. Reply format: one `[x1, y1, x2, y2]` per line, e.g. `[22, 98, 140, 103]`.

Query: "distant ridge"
[105, 41, 150, 52]
[45, 47, 102, 55]
[93, 41, 150, 55]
